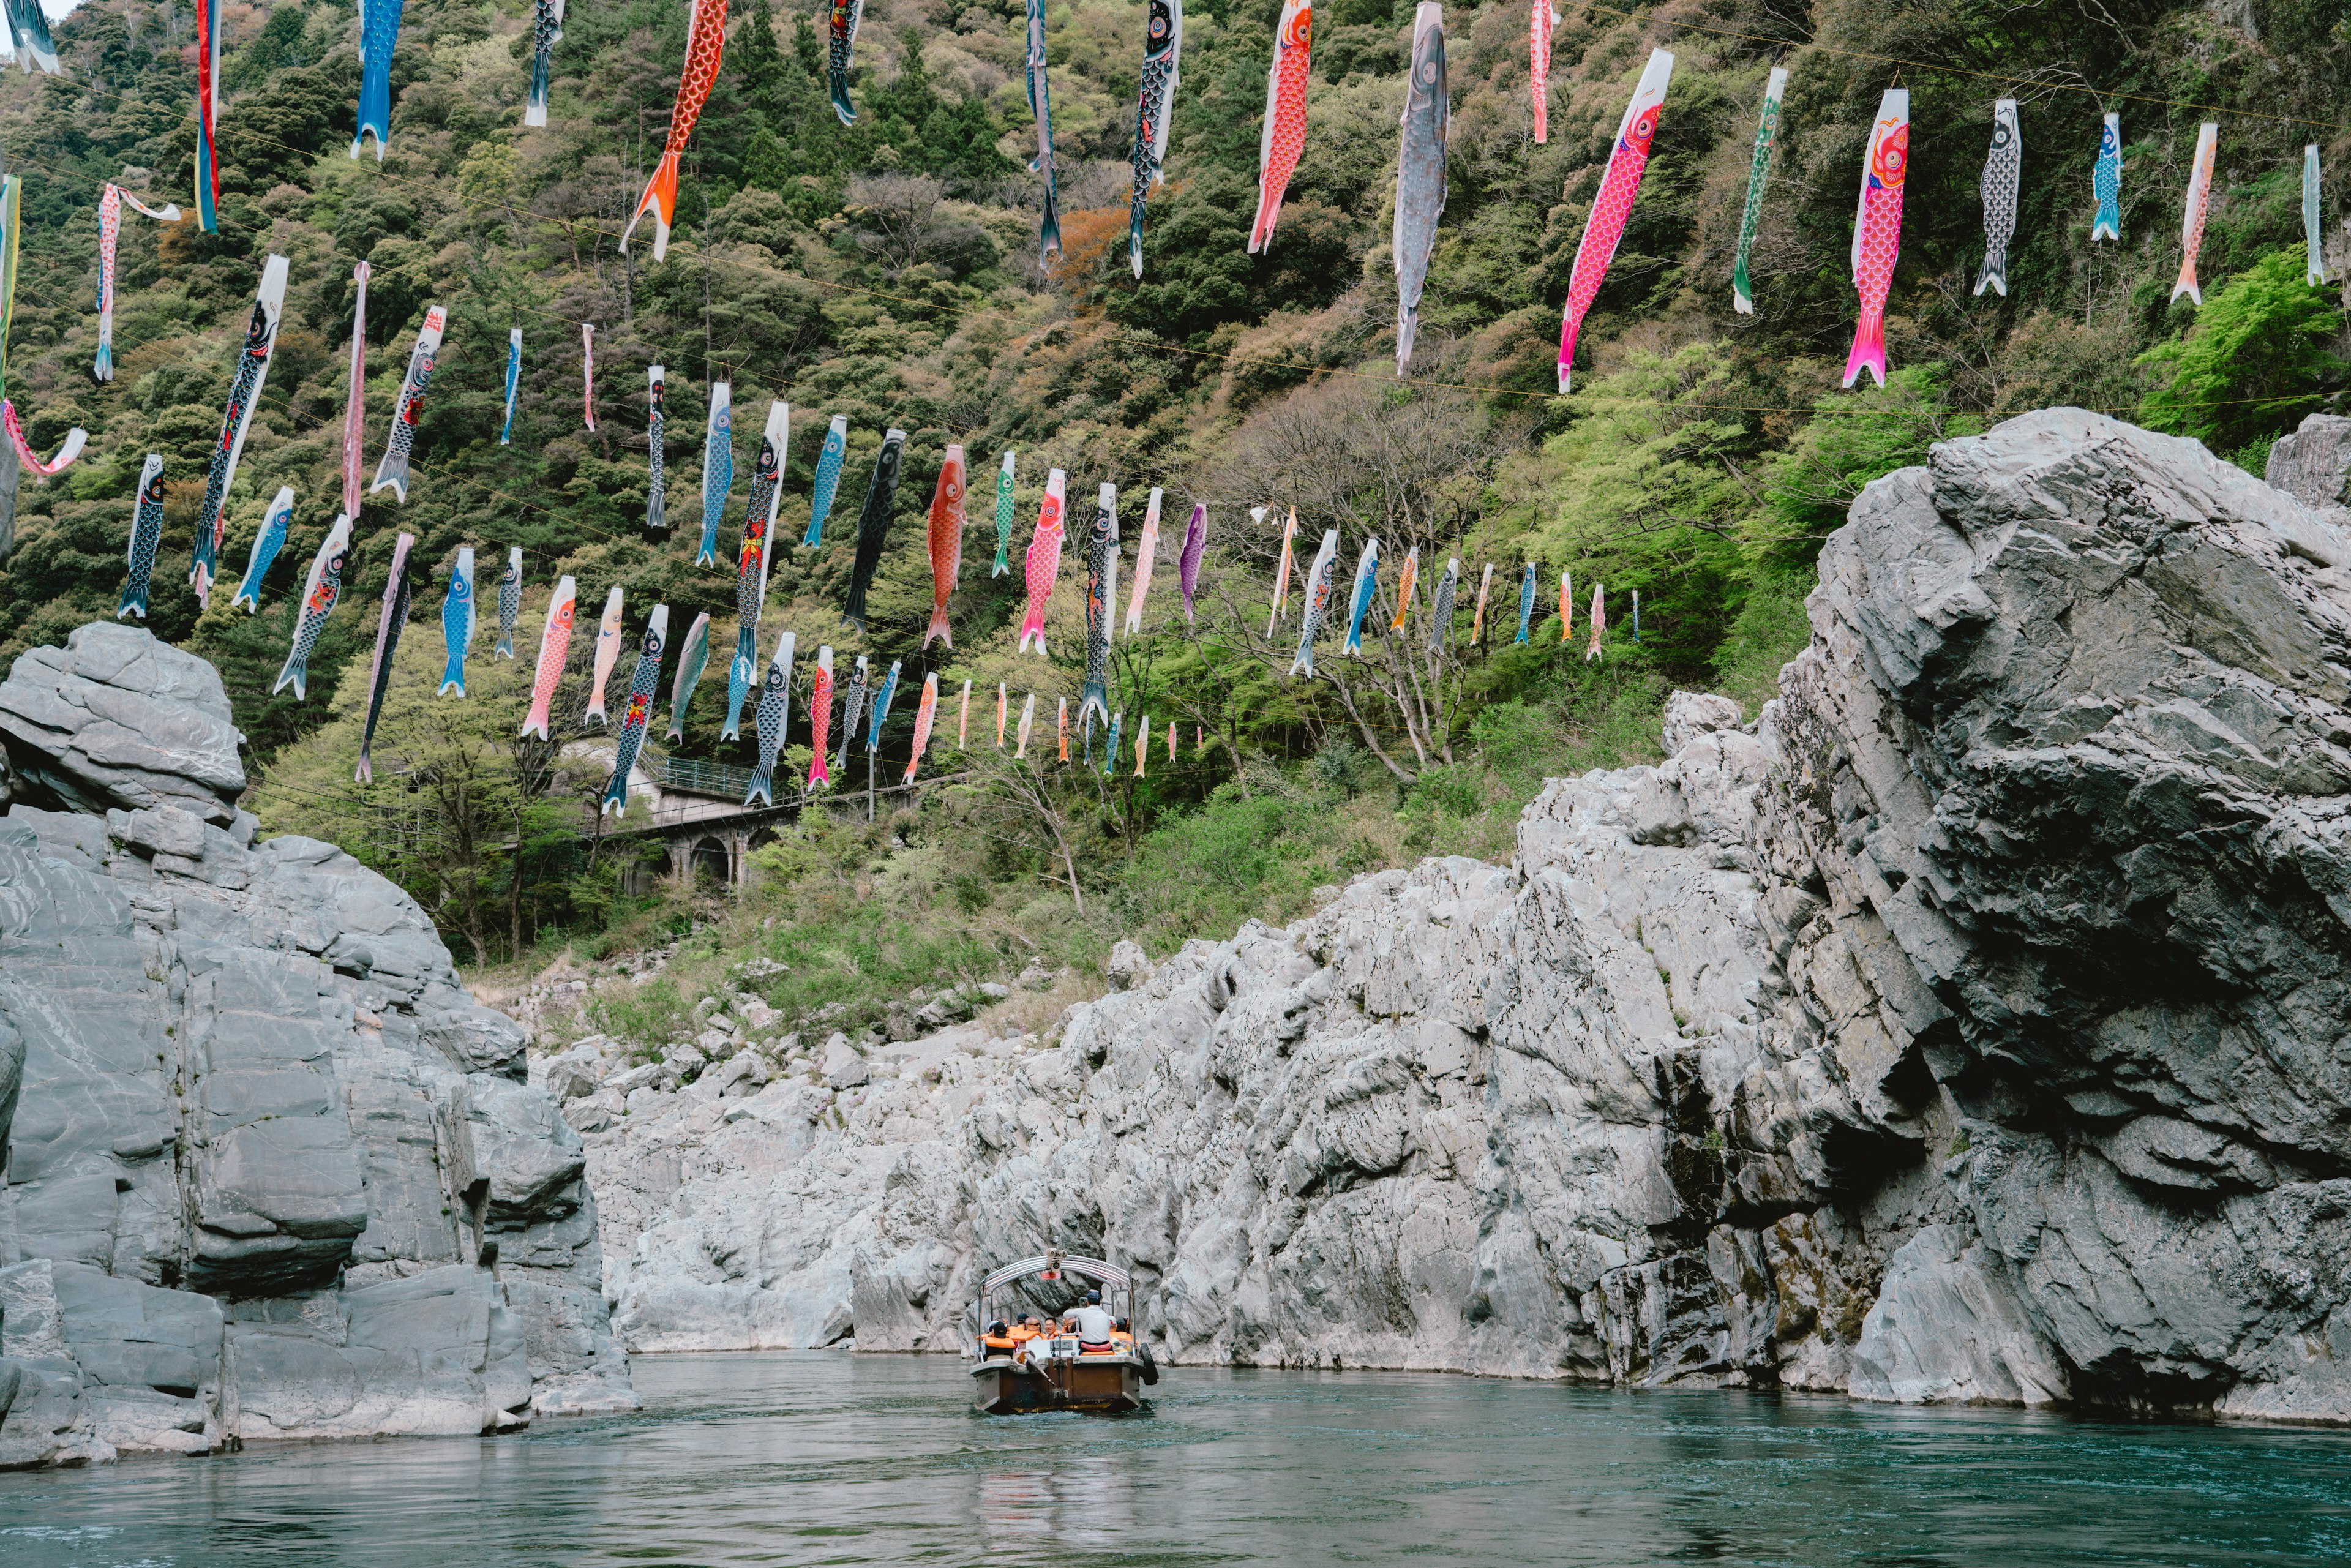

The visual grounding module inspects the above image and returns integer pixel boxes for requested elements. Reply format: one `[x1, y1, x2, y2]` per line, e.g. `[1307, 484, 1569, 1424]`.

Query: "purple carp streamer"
[93, 184, 179, 382]
[119, 454, 167, 620]
[1177, 501, 1207, 623]
[355, 531, 416, 784]
[273, 516, 353, 701]
[600, 605, 670, 817]
[190, 254, 289, 607]
[371, 304, 446, 502]
[1392, 3, 1449, 372]
[1127, 0, 1182, 277]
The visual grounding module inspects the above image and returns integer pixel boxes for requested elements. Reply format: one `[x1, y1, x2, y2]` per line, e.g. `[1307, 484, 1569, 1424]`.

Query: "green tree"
[2138, 249, 2347, 465]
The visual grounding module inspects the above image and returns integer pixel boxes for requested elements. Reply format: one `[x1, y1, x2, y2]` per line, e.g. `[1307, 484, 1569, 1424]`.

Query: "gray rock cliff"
[568, 411, 2351, 1422]
[0, 623, 635, 1468]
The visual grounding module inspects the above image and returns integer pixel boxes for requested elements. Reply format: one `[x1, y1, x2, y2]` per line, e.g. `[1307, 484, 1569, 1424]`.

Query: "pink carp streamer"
[2173, 122, 2218, 306]
[582, 323, 596, 430]
[1556, 49, 1673, 393]
[1843, 89, 1910, 388]
[1529, 0, 1558, 143]
[341, 261, 370, 517]
[93, 184, 179, 382]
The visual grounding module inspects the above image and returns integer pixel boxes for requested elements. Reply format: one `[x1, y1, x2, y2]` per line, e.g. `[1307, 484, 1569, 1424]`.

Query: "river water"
[3, 1352, 2349, 1565]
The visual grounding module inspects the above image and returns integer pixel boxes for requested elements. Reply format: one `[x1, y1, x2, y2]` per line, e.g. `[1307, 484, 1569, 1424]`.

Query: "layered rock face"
[582, 410, 2351, 1420]
[0, 623, 634, 1467]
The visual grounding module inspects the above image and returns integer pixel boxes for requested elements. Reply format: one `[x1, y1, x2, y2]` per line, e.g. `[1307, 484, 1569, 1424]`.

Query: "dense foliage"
[0, 0, 2342, 1005]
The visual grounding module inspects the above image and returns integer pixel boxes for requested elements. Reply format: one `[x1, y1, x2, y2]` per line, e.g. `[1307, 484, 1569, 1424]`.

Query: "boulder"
[0, 623, 245, 825]
[1659, 690, 1742, 757]
[0, 629, 636, 1469]
[2264, 410, 2351, 510]
[1103, 940, 1153, 991]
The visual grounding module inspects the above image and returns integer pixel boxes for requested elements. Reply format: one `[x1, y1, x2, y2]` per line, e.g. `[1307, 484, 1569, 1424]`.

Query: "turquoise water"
[3, 1352, 2349, 1564]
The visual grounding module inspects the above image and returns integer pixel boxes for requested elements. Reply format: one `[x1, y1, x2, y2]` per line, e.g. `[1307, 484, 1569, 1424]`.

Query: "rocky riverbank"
[0, 624, 635, 1467]
[546, 411, 2351, 1422]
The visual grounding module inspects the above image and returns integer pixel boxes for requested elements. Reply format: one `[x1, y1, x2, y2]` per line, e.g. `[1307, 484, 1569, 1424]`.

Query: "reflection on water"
[2, 1352, 2350, 1565]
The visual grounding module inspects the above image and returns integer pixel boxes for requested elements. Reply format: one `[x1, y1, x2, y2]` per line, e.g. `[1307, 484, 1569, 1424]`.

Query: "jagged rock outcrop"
[572, 410, 2351, 1422]
[0, 623, 635, 1468]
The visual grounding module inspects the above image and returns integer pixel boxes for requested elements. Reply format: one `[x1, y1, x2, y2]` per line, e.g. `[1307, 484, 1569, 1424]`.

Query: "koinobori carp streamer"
[585, 583, 625, 727]
[231, 486, 296, 614]
[1019, 468, 1068, 655]
[746, 630, 798, 806]
[623, 0, 727, 260]
[803, 413, 848, 547]
[1026, 0, 1063, 262]
[699, 382, 732, 565]
[371, 304, 447, 501]
[438, 546, 476, 697]
[495, 547, 523, 657]
[93, 184, 179, 382]
[725, 401, 788, 740]
[118, 455, 166, 620]
[1127, 0, 1182, 277]
[1558, 50, 1672, 392]
[274, 516, 354, 702]
[1845, 89, 1910, 389]
[520, 575, 579, 740]
[844, 426, 906, 629]
[1250, 0, 1313, 254]
[2173, 122, 2218, 306]
[600, 604, 670, 817]
[190, 254, 289, 607]
[342, 263, 371, 514]
[354, 0, 407, 158]
[354, 531, 416, 784]
[667, 610, 711, 742]
[1392, 3, 1449, 373]
[1731, 67, 1786, 315]
[1974, 99, 2021, 298]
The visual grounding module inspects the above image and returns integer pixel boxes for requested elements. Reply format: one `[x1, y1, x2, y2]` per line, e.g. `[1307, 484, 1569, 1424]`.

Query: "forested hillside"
[0, 0, 2341, 1005]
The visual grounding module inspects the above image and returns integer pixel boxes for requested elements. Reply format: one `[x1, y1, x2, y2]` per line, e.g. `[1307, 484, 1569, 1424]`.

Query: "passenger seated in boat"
[1008, 1316, 1043, 1351]
[982, 1321, 1017, 1359]
[1111, 1319, 1135, 1348]
[1071, 1291, 1117, 1354]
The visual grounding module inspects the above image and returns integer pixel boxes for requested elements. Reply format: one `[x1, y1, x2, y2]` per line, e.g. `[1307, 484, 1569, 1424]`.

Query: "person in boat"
[1111, 1318, 1135, 1349]
[982, 1321, 1016, 1359]
[1070, 1290, 1117, 1354]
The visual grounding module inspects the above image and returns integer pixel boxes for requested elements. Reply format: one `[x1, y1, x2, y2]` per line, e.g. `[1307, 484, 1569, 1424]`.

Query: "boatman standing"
[1071, 1290, 1117, 1353]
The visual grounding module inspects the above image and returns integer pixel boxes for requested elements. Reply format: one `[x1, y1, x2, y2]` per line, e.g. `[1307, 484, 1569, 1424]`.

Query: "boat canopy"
[983, 1255, 1131, 1292]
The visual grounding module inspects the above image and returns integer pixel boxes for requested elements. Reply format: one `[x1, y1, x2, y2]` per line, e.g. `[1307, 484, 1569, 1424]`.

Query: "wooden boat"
[967, 1251, 1158, 1415]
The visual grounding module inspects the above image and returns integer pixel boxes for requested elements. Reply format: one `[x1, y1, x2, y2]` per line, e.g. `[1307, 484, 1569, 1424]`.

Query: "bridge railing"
[645, 748, 760, 801]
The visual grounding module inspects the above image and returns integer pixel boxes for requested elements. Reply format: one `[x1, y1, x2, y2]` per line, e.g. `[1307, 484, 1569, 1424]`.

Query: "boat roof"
[983, 1254, 1131, 1292]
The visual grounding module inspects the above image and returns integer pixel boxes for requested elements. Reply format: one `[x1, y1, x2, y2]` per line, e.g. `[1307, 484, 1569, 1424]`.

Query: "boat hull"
[971, 1356, 1146, 1414]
